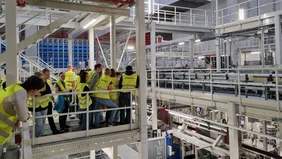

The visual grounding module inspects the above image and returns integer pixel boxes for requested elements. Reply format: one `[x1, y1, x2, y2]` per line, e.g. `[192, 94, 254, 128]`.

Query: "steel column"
[227, 102, 239, 159]
[110, 15, 116, 68]
[151, 22, 157, 131]
[135, 0, 148, 158]
[262, 120, 267, 151]
[260, 28, 265, 67]
[68, 39, 73, 65]
[275, 15, 282, 65]
[89, 27, 95, 69]
[189, 39, 194, 69]
[6, 0, 17, 85]
[216, 37, 221, 72]
[90, 150, 96, 159]
[113, 146, 118, 159]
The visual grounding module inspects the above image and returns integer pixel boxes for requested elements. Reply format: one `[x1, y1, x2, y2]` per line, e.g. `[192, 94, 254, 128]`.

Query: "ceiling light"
[127, 46, 134, 50]
[178, 42, 185, 45]
[250, 52, 260, 54]
[195, 39, 201, 43]
[83, 19, 97, 29]
[239, 9, 245, 20]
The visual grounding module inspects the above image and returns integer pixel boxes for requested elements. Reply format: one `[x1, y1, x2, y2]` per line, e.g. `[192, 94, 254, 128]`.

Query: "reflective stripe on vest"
[109, 77, 119, 100]
[86, 70, 97, 85]
[77, 83, 92, 109]
[28, 84, 49, 109]
[46, 80, 53, 102]
[121, 73, 137, 94]
[0, 83, 24, 145]
[65, 71, 74, 89]
[94, 75, 112, 99]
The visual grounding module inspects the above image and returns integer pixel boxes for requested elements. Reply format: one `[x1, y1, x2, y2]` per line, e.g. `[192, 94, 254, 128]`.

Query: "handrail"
[29, 88, 138, 146]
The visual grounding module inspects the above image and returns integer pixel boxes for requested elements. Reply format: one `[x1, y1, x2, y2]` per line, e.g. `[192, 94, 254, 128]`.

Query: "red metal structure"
[102, 0, 135, 8]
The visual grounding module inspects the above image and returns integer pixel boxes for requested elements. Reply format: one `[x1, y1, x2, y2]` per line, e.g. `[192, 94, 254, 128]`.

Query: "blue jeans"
[95, 98, 117, 128]
[80, 109, 87, 130]
[32, 109, 47, 137]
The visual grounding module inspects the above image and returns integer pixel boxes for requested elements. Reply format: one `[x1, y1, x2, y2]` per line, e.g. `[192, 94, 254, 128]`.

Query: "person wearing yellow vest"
[28, 72, 51, 137]
[65, 64, 76, 89]
[87, 63, 102, 127]
[54, 72, 72, 132]
[118, 65, 139, 125]
[94, 68, 117, 128]
[77, 71, 92, 130]
[105, 69, 120, 126]
[0, 69, 6, 91]
[42, 69, 63, 135]
[0, 75, 44, 157]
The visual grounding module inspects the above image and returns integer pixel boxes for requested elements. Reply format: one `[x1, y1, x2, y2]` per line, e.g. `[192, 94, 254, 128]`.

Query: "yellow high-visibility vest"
[0, 83, 24, 145]
[87, 70, 97, 85]
[0, 77, 6, 91]
[121, 73, 137, 95]
[28, 84, 49, 109]
[77, 83, 92, 109]
[46, 79, 53, 102]
[94, 75, 112, 99]
[65, 71, 74, 89]
[109, 77, 119, 100]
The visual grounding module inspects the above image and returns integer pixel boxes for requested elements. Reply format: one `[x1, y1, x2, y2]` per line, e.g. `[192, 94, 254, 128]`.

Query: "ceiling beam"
[25, 0, 130, 16]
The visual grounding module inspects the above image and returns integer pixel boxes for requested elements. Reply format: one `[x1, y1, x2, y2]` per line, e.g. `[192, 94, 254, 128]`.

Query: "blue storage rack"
[39, 38, 96, 68]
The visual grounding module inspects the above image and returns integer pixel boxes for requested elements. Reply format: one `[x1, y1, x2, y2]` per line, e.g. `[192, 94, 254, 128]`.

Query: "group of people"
[0, 63, 139, 156]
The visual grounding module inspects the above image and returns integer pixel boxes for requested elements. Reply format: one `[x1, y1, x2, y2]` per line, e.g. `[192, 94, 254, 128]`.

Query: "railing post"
[190, 9, 192, 26]
[157, 4, 160, 22]
[174, 6, 177, 24]
[86, 93, 89, 137]
[32, 97, 36, 145]
[205, 11, 207, 27]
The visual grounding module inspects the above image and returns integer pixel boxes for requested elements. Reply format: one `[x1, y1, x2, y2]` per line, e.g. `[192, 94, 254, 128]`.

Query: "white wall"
[25, 26, 38, 57]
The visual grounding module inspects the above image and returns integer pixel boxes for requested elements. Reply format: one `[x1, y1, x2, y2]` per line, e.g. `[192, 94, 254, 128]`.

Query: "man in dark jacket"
[118, 65, 139, 124]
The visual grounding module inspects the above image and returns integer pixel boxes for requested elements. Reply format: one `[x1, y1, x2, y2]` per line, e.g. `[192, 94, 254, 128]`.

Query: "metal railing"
[147, 67, 282, 119]
[129, 2, 214, 27]
[216, 0, 282, 26]
[26, 88, 138, 146]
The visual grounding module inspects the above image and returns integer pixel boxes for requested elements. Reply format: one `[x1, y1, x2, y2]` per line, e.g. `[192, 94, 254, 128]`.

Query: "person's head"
[126, 65, 133, 72]
[116, 72, 121, 79]
[42, 68, 50, 81]
[59, 72, 65, 81]
[104, 68, 111, 76]
[94, 63, 102, 73]
[21, 75, 45, 97]
[73, 68, 78, 74]
[67, 64, 73, 71]
[86, 68, 92, 72]
[80, 71, 88, 83]
[110, 68, 116, 77]
[34, 72, 44, 79]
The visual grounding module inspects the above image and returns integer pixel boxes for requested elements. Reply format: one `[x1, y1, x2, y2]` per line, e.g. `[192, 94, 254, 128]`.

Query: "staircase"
[0, 11, 81, 81]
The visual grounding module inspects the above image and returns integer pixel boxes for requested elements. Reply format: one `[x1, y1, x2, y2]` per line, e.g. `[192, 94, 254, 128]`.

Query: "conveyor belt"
[242, 143, 282, 159]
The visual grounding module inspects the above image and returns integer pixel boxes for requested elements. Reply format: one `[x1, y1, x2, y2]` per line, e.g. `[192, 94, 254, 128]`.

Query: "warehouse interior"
[1, 0, 282, 159]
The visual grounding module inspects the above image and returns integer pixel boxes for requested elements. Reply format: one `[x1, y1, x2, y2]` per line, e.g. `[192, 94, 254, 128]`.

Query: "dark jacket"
[118, 70, 139, 89]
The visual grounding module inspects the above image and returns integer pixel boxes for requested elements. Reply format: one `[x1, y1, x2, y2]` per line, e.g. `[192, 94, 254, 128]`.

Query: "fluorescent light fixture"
[250, 51, 260, 54]
[198, 56, 205, 59]
[178, 42, 185, 45]
[127, 46, 134, 50]
[83, 19, 97, 29]
[239, 9, 245, 20]
[195, 39, 201, 43]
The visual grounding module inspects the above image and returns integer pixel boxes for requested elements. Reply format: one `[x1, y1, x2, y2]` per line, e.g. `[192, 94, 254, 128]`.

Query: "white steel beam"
[216, 37, 221, 72]
[110, 15, 116, 68]
[135, 0, 148, 158]
[262, 120, 267, 151]
[5, 0, 17, 85]
[89, 27, 95, 69]
[0, 12, 79, 66]
[151, 21, 157, 131]
[95, 16, 128, 30]
[260, 28, 265, 67]
[275, 15, 282, 65]
[25, 0, 130, 16]
[227, 103, 239, 159]
[189, 39, 194, 69]
[68, 39, 73, 65]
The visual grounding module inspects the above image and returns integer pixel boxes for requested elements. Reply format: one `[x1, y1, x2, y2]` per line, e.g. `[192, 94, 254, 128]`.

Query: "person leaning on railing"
[77, 71, 92, 130]
[54, 72, 72, 132]
[27, 72, 50, 138]
[118, 65, 139, 125]
[0, 75, 44, 158]
[94, 68, 117, 128]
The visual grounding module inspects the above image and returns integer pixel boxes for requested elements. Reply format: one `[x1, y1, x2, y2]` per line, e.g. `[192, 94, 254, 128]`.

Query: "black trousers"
[119, 93, 131, 124]
[47, 102, 58, 133]
[59, 100, 69, 129]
